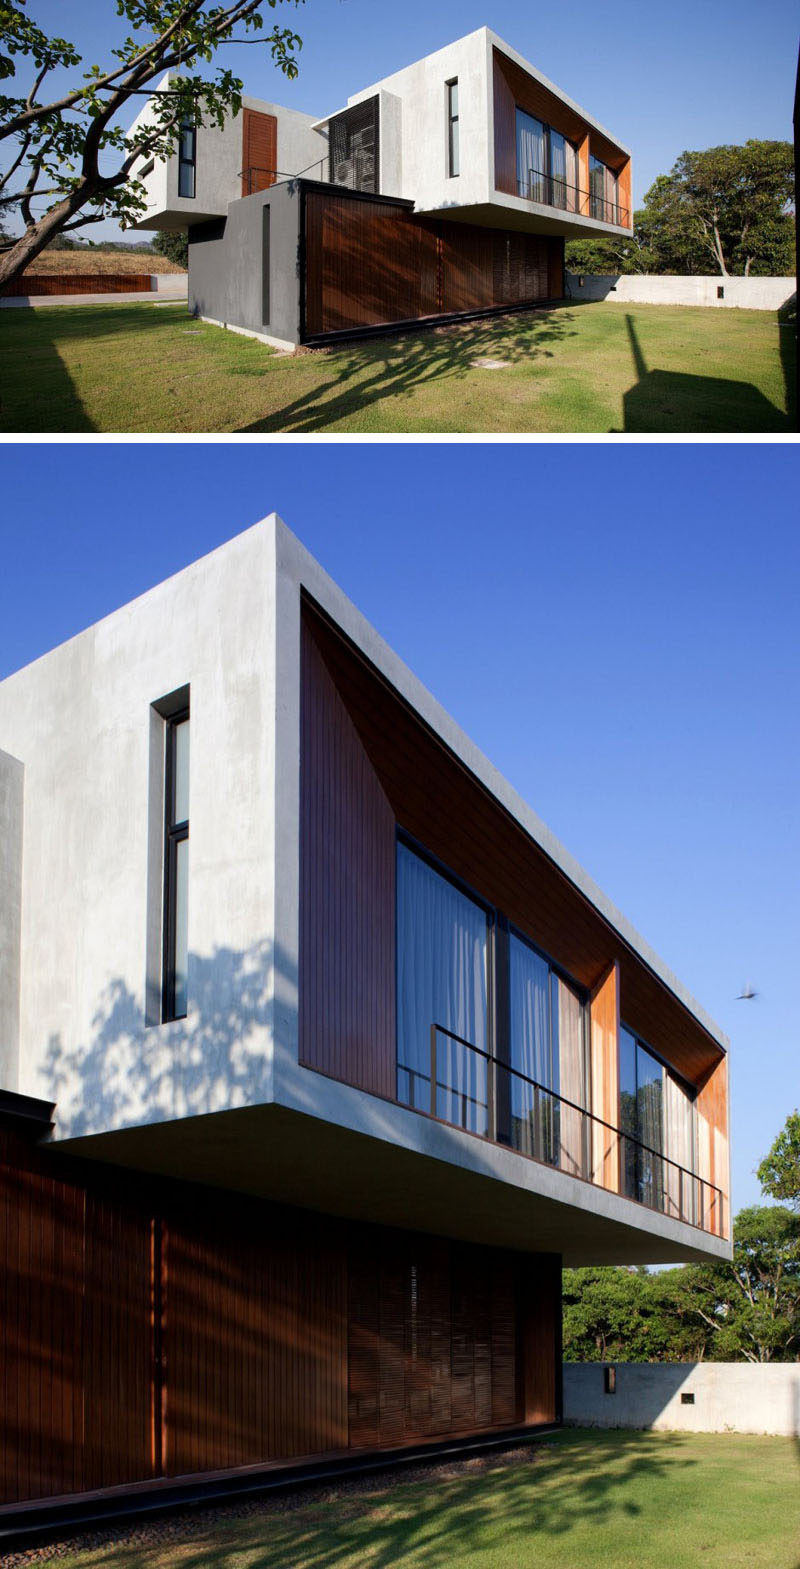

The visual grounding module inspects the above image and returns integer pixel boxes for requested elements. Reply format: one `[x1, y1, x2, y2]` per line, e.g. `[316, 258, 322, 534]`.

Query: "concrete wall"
[0, 749, 23, 1091]
[564, 1362, 800, 1436]
[189, 180, 301, 350]
[0, 525, 279, 1136]
[129, 77, 325, 230]
[567, 272, 796, 311]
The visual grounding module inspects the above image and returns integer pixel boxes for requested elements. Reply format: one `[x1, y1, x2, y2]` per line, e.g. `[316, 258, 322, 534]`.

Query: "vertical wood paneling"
[590, 962, 620, 1192]
[241, 109, 277, 196]
[696, 1057, 729, 1237]
[300, 613, 397, 1100]
[83, 1194, 154, 1489]
[520, 1254, 561, 1426]
[492, 47, 627, 197]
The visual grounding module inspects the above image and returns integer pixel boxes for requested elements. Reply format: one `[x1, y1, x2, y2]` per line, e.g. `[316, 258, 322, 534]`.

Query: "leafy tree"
[638, 143, 794, 277]
[152, 227, 188, 266]
[563, 1265, 704, 1362]
[565, 214, 657, 277]
[757, 1111, 800, 1209]
[0, 1, 303, 291]
[674, 1206, 800, 1363]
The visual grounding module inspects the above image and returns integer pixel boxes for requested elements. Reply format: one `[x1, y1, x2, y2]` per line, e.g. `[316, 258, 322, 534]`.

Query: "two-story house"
[0, 520, 729, 1540]
[127, 28, 633, 348]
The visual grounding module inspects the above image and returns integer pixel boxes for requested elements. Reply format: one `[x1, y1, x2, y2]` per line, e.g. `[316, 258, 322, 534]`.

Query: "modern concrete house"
[127, 27, 633, 347]
[0, 519, 729, 1537]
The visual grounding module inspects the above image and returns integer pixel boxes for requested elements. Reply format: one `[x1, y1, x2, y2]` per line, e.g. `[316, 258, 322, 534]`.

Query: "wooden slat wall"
[1, 274, 153, 297]
[0, 1131, 556, 1507]
[347, 1232, 527, 1449]
[241, 108, 277, 196]
[696, 1057, 729, 1238]
[304, 190, 564, 337]
[519, 1254, 561, 1425]
[304, 607, 727, 1089]
[300, 613, 397, 1100]
[492, 48, 628, 198]
[590, 963, 620, 1192]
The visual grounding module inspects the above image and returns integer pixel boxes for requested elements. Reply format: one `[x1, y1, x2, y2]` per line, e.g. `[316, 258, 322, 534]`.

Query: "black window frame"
[162, 707, 189, 1022]
[515, 106, 578, 210]
[178, 119, 197, 200]
[446, 78, 460, 178]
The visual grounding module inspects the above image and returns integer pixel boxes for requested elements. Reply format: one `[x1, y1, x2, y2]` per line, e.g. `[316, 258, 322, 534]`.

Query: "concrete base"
[197, 315, 295, 353]
[567, 272, 796, 311]
[564, 1361, 800, 1436]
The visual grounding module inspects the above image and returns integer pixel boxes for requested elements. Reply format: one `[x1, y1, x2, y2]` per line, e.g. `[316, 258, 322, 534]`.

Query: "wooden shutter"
[241, 109, 277, 196]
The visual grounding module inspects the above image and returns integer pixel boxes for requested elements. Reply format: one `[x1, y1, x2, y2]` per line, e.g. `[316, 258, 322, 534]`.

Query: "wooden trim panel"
[300, 613, 397, 1100]
[0, 1130, 558, 1507]
[241, 108, 277, 196]
[696, 1058, 729, 1238]
[590, 963, 621, 1192]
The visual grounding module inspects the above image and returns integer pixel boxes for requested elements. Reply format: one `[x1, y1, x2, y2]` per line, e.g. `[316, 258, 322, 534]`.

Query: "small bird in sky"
[736, 984, 759, 1000]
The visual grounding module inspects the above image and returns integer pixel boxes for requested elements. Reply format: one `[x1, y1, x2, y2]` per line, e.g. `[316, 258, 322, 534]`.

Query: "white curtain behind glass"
[664, 1072, 696, 1222]
[550, 132, 567, 209]
[509, 937, 551, 1157]
[396, 844, 488, 1133]
[556, 978, 585, 1177]
[516, 111, 546, 201]
[565, 141, 578, 211]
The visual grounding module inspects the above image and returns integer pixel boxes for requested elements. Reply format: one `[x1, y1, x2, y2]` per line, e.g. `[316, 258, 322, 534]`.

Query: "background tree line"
[566, 141, 794, 278]
[564, 1111, 800, 1364]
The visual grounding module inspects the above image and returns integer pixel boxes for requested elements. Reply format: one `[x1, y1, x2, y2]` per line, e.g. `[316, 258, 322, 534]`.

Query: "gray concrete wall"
[567, 272, 796, 311]
[564, 1362, 800, 1435]
[189, 181, 301, 349]
[151, 273, 188, 296]
[0, 749, 23, 1091]
[0, 525, 279, 1135]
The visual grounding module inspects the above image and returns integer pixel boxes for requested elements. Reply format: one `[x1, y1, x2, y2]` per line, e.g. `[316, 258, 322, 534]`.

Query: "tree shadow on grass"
[72, 1431, 699, 1569]
[234, 308, 579, 433]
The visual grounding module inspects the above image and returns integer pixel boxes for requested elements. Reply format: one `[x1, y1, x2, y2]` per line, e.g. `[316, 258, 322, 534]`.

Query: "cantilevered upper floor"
[127, 28, 632, 241]
[0, 521, 727, 1269]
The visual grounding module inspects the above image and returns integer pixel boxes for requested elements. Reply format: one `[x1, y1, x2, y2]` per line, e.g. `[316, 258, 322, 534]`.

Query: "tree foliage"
[757, 1111, 800, 1209]
[152, 226, 188, 266]
[564, 1116, 800, 1364]
[566, 141, 794, 279]
[0, 1, 303, 289]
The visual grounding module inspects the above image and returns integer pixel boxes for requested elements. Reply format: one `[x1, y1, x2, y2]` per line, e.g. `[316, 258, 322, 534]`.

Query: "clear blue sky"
[8, 0, 798, 239]
[1, 441, 796, 1219]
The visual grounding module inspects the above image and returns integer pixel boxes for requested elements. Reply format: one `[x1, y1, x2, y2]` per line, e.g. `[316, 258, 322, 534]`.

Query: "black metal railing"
[516, 169, 630, 228]
[399, 1024, 725, 1239]
[239, 158, 327, 195]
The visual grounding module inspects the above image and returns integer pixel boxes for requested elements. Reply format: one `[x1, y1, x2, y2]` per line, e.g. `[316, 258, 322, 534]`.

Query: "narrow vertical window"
[178, 120, 196, 199]
[163, 709, 189, 1020]
[446, 80, 460, 177]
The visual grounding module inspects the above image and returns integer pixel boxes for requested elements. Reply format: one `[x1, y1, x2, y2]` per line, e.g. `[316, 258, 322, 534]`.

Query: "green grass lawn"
[49, 1430, 799, 1569]
[0, 299, 794, 433]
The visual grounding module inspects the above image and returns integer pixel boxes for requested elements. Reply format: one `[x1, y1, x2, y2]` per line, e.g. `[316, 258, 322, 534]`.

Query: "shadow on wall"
[233, 308, 579, 433]
[42, 940, 292, 1138]
[620, 314, 789, 434]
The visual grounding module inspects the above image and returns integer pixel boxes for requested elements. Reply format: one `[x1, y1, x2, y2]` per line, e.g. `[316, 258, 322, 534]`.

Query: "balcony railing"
[239, 159, 328, 195]
[400, 1024, 725, 1240]
[516, 169, 630, 228]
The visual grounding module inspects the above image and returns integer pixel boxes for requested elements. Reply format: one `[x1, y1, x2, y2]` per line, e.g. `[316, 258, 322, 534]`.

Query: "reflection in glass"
[173, 836, 189, 1019]
[173, 719, 190, 823]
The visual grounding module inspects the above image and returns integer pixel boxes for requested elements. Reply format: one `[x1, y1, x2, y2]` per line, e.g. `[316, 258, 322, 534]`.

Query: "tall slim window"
[516, 109, 546, 202]
[163, 710, 189, 1020]
[589, 155, 609, 222]
[396, 842, 489, 1133]
[509, 933, 587, 1171]
[446, 79, 460, 177]
[178, 119, 196, 199]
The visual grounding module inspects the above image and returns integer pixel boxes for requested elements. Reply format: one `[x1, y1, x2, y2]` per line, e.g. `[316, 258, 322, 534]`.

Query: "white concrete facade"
[126, 30, 631, 241]
[564, 1362, 800, 1437]
[128, 75, 326, 230]
[0, 520, 730, 1268]
[567, 272, 797, 311]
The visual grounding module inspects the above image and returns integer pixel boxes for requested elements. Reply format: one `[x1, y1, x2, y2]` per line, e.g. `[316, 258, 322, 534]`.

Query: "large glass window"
[396, 843, 489, 1133]
[178, 120, 196, 199]
[446, 80, 460, 177]
[620, 1028, 697, 1216]
[509, 933, 587, 1171]
[589, 154, 618, 222]
[516, 109, 547, 203]
[163, 711, 189, 1020]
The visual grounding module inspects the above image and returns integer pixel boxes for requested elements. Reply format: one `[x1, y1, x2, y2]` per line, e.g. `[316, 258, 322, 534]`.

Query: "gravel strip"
[1, 1444, 543, 1567]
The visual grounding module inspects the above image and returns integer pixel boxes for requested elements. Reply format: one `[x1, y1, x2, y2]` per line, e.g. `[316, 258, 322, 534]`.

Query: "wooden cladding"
[241, 108, 277, 196]
[302, 605, 726, 1089]
[519, 1255, 561, 1425]
[348, 1234, 523, 1449]
[300, 613, 397, 1099]
[303, 188, 564, 337]
[590, 963, 621, 1192]
[0, 1128, 558, 1507]
[696, 1057, 729, 1238]
[492, 48, 629, 208]
[1, 273, 153, 297]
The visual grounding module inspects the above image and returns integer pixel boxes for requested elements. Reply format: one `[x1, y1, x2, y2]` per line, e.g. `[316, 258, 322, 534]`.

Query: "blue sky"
[1, 441, 797, 1220]
[6, 0, 798, 240]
